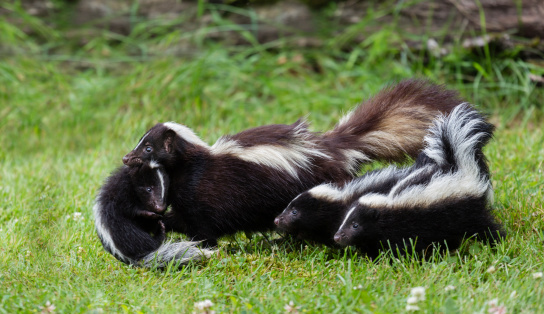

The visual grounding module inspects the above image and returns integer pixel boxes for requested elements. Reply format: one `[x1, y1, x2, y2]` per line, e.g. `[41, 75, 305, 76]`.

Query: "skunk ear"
[367, 208, 381, 220]
[164, 130, 175, 153]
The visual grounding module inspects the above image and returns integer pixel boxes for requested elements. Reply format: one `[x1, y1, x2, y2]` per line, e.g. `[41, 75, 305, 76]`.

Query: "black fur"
[335, 195, 504, 258]
[93, 164, 167, 264]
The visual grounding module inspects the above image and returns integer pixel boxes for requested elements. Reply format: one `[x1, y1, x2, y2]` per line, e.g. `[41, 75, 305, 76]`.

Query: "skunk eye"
[145, 146, 152, 153]
[146, 187, 152, 193]
[291, 209, 298, 216]
[352, 223, 359, 229]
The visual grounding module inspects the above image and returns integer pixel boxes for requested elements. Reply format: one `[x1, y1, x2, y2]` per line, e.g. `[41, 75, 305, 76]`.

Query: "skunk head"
[275, 184, 346, 239]
[123, 122, 208, 168]
[129, 162, 169, 214]
[274, 192, 318, 234]
[334, 204, 381, 247]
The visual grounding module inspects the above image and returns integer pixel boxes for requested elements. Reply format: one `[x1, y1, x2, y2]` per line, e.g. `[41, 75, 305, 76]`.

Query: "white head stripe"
[133, 131, 150, 151]
[156, 169, 165, 200]
[281, 194, 301, 215]
[149, 160, 160, 169]
[338, 206, 357, 231]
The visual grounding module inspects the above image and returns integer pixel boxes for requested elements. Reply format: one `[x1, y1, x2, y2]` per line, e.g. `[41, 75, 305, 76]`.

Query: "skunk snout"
[122, 153, 142, 166]
[333, 232, 345, 245]
[154, 204, 166, 214]
[274, 217, 282, 226]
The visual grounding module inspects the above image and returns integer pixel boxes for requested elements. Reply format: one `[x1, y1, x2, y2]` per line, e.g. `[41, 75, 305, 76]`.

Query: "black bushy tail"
[321, 79, 462, 174]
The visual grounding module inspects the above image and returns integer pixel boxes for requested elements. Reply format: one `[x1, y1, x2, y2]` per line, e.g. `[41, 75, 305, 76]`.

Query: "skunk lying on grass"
[331, 104, 505, 257]
[93, 163, 213, 267]
[122, 79, 461, 246]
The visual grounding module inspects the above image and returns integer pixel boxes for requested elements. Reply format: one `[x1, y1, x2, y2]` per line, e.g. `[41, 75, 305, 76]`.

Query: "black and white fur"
[93, 163, 214, 266]
[274, 167, 405, 245]
[330, 104, 504, 257]
[122, 79, 462, 246]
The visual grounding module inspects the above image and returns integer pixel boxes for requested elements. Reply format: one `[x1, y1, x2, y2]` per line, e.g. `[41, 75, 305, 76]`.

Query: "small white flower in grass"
[406, 286, 425, 311]
[488, 305, 507, 314]
[25, 250, 32, 258]
[410, 287, 426, 301]
[39, 301, 56, 313]
[406, 304, 420, 311]
[194, 299, 213, 310]
[407, 296, 419, 305]
[487, 266, 496, 273]
[353, 284, 363, 290]
[77, 247, 84, 254]
[533, 272, 543, 279]
[284, 301, 300, 313]
[444, 285, 456, 292]
[193, 299, 214, 314]
[72, 212, 84, 221]
[486, 298, 507, 314]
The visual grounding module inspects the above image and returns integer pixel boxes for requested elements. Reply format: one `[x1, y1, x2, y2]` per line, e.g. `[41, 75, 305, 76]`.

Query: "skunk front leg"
[135, 210, 163, 220]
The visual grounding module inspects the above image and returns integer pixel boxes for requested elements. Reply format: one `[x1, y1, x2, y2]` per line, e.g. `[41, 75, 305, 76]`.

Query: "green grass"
[1, 3, 544, 313]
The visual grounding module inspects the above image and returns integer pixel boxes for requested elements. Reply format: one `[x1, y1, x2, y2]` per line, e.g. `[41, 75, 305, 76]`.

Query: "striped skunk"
[331, 104, 505, 257]
[122, 79, 461, 246]
[93, 163, 214, 266]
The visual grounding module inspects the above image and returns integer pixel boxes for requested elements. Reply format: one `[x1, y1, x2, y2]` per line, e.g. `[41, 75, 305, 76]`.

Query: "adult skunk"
[331, 104, 505, 257]
[122, 79, 461, 246]
[93, 163, 214, 266]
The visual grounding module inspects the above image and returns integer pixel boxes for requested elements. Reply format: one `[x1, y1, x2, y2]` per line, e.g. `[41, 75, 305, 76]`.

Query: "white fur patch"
[163, 122, 210, 148]
[342, 149, 371, 174]
[141, 240, 214, 268]
[357, 193, 390, 206]
[211, 138, 330, 178]
[342, 167, 404, 200]
[93, 202, 130, 263]
[149, 160, 160, 169]
[156, 168, 166, 200]
[309, 184, 343, 202]
[387, 166, 430, 197]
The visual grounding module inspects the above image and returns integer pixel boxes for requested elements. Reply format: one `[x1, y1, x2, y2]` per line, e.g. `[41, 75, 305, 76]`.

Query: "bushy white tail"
[139, 240, 215, 268]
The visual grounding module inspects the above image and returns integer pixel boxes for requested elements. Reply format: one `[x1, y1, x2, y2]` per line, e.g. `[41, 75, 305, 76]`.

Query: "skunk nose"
[122, 155, 130, 165]
[155, 204, 165, 213]
[274, 217, 281, 225]
[333, 233, 343, 243]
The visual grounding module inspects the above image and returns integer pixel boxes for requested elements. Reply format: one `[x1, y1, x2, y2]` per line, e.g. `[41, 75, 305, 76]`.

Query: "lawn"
[1, 3, 543, 313]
